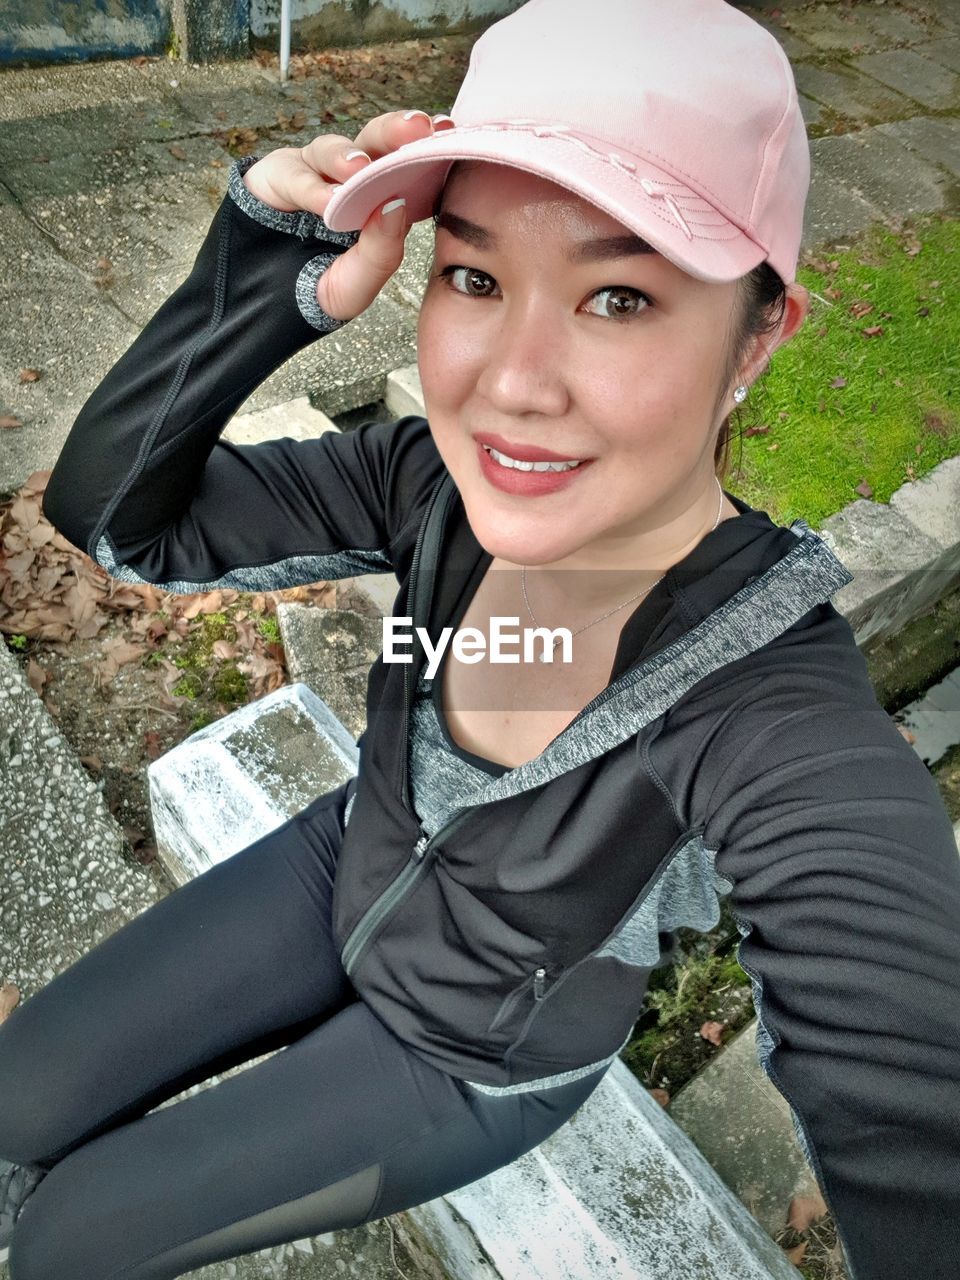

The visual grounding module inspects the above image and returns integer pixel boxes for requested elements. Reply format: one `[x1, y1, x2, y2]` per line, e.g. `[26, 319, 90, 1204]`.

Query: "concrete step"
[0, 643, 166, 1001]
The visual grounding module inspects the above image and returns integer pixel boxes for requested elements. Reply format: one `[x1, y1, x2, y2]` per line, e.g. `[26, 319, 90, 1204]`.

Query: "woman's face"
[417, 161, 770, 570]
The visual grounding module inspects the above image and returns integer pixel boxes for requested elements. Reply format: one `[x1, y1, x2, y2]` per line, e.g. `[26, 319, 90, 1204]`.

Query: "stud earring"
[733, 384, 748, 404]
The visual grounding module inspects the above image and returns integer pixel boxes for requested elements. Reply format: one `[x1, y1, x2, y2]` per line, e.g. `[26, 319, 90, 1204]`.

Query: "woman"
[2, 0, 959, 1276]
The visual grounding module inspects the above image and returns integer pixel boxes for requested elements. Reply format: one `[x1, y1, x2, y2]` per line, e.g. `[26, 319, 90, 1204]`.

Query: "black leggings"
[0, 777, 608, 1280]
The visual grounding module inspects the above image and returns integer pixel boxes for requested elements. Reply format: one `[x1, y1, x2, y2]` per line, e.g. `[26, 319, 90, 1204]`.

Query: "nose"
[474, 298, 571, 419]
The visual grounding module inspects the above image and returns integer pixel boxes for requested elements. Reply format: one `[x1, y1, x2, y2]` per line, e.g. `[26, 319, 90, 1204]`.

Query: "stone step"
[146, 686, 803, 1280]
[148, 682, 360, 886]
[221, 395, 339, 445]
[0, 644, 166, 1003]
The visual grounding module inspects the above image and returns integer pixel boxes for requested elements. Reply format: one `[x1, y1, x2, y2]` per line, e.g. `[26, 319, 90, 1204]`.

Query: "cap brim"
[322, 126, 767, 284]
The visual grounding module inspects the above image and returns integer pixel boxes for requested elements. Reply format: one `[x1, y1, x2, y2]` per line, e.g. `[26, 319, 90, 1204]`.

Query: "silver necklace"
[521, 475, 725, 663]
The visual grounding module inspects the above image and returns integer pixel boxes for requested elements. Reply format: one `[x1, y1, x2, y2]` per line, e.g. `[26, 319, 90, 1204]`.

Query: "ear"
[736, 280, 810, 390]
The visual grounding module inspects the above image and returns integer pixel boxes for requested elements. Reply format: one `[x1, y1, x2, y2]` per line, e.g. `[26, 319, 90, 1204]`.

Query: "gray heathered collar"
[442, 524, 853, 811]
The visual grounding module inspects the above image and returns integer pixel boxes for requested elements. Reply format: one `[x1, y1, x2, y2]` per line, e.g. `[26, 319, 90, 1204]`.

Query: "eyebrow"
[435, 210, 658, 263]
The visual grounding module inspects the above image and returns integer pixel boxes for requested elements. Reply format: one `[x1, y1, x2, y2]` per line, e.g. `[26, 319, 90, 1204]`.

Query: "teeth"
[484, 446, 582, 473]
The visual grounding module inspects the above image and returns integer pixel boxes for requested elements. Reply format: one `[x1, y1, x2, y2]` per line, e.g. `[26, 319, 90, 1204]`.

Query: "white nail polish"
[381, 198, 406, 216]
[344, 150, 370, 162]
[402, 109, 431, 122]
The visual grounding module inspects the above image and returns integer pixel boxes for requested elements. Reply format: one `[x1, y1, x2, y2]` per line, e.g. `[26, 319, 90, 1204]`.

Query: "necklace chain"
[521, 476, 725, 662]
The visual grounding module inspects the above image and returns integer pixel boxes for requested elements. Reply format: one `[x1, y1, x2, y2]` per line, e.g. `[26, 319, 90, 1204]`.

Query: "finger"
[317, 197, 411, 322]
[352, 107, 446, 160]
[265, 139, 372, 217]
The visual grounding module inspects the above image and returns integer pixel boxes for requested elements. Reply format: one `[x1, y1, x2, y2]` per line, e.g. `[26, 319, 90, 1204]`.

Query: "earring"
[733, 384, 748, 404]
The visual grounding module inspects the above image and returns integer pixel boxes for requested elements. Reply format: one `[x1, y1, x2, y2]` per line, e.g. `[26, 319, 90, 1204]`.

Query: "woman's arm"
[42, 154, 444, 593]
[699, 685, 960, 1279]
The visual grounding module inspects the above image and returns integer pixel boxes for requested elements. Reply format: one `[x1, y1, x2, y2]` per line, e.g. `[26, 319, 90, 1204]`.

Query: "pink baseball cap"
[322, 0, 810, 284]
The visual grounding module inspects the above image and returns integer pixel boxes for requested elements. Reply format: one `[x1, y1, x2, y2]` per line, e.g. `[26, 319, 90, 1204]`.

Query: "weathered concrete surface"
[148, 682, 359, 886]
[0, 642, 166, 1001]
[410, 1059, 802, 1280]
[222, 395, 339, 445]
[667, 1024, 822, 1238]
[819, 499, 950, 648]
[385, 362, 427, 419]
[0, 55, 422, 495]
[276, 605, 383, 741]
[851, 47, 960, 111]
[874, 115, 960, 178]
[888, 455, 960, 557]
[810, 128, 950, 219]
[248, 0, 512, 54]
[793, 60, 916, 125]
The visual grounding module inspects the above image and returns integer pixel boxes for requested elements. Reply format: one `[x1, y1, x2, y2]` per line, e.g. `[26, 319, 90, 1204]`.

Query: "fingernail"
[344, 149, 370, 162]
[329, 184, 343, 192]
[381, 197, 406, 217]
[431, 114, 454, 125]
[402, 109, 432, 122]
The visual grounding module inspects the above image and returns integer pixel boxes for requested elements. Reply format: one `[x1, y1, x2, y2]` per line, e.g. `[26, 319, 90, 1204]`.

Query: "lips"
[473, 432, 588, 464]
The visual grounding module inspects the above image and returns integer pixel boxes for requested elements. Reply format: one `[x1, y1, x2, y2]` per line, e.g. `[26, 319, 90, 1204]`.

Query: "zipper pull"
[413, 834, 430, 860]
[534, 967, 546, 1000]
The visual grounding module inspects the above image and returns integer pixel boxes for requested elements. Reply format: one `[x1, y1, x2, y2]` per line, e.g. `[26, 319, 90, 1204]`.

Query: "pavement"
[1, 2, 959, 1274]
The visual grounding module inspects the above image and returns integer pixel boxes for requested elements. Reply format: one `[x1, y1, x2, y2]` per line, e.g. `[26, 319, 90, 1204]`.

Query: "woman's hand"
[242, 109, 456, 324]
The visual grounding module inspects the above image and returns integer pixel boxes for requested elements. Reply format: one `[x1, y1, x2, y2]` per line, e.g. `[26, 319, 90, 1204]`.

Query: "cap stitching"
[414, 121, 749, 229]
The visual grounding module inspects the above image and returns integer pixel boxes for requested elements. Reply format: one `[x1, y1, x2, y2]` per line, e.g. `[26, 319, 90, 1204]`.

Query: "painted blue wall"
[0, 0, 172, 66]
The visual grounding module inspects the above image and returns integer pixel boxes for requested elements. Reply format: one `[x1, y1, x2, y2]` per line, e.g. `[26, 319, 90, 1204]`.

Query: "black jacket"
[43, 154, 960, 1280]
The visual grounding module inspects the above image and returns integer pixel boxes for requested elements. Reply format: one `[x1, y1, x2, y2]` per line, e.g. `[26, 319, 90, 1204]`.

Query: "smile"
[483, 445, 582, 473]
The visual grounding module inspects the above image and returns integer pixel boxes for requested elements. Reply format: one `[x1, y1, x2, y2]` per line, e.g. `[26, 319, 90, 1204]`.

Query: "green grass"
[729, 214, 959, 528]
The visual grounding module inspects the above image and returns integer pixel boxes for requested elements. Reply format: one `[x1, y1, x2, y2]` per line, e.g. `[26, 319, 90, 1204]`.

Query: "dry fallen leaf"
[647, 1088, 671, 1107]
[26, 657, 50, 695]
[19, 368, 41, 383]
[861, 325, 884, 338]
[855, 479, 873, 498]
[830, 377, 847, 389]
[0, 414, 23, 429]
[0, 983, 20, 1023]
[699, 1020, 726, 1046]
[785, 1241, 808, 1265]
[787, 1190, 829, 1232]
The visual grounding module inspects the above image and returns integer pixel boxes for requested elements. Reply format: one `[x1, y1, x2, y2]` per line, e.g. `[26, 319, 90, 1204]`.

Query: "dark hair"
[431, 165, 789, 486]
[716, 262, 788, 483]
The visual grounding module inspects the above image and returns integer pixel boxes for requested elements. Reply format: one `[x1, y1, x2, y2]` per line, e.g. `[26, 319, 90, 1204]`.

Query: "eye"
[436, 266, 654, 321]
[438, 265, 500, 298]
[583, 286, 653, 321]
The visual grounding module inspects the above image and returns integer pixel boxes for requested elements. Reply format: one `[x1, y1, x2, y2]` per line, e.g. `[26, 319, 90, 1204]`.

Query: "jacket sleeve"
[41, 153, 446, 594]
[698, 677, 960, 1279]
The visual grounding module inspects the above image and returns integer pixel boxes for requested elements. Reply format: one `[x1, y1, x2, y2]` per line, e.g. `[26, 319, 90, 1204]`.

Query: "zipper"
[400, 474, 458, 817]
[340, 802, 478, 978]
[499, 837, 695, 1067]
[488, 966, 548, 1033]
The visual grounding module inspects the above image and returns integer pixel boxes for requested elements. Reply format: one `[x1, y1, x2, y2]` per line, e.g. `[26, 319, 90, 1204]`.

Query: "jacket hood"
[417, 477, 854, 812]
